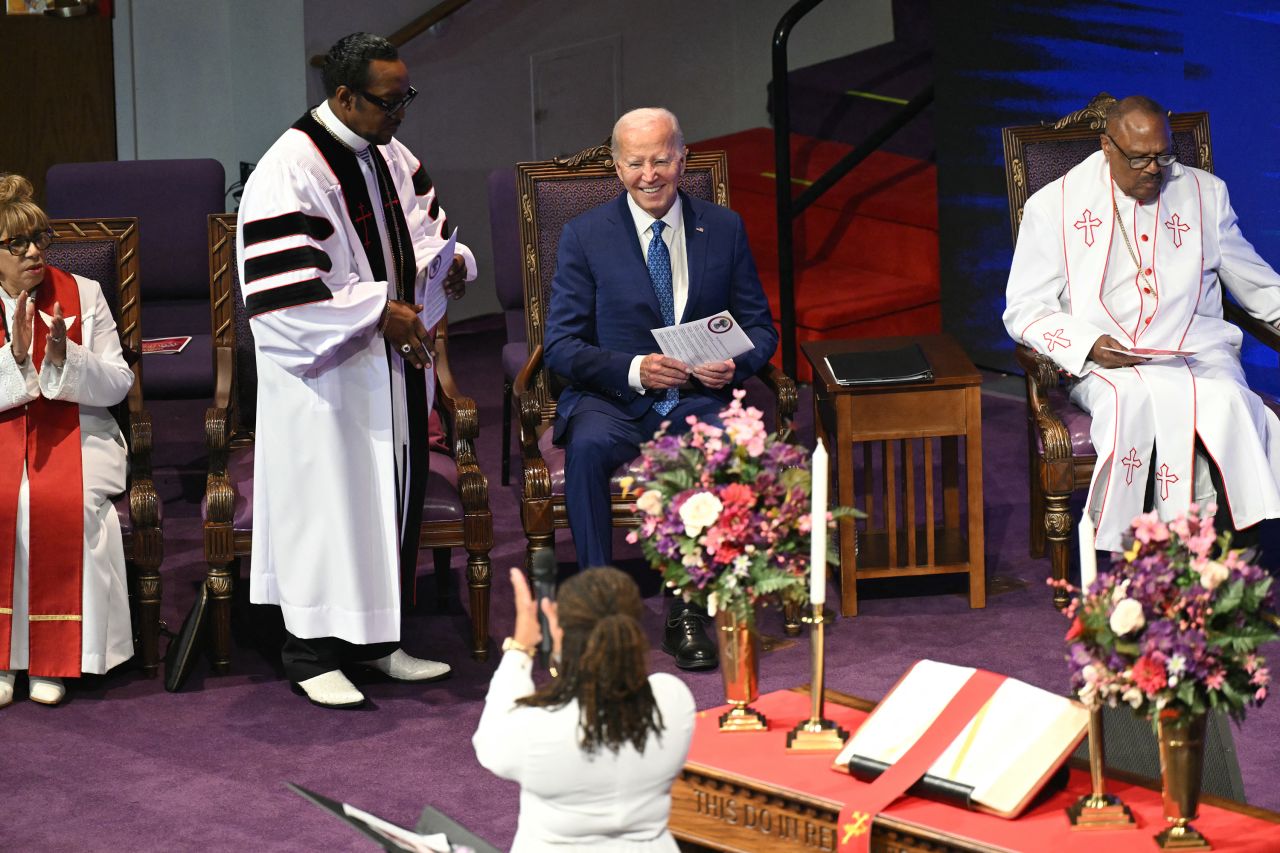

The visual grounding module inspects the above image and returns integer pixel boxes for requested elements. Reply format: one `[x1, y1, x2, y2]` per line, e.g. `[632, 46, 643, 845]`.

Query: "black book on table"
[824, 344, 933, 386]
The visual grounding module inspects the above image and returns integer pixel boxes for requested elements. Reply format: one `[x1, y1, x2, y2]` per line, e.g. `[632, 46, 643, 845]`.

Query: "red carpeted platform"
[691, 128, 940, 381]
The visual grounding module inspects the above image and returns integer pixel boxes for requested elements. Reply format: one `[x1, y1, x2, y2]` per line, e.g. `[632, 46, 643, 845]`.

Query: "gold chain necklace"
[1112, 198, 1157, 297]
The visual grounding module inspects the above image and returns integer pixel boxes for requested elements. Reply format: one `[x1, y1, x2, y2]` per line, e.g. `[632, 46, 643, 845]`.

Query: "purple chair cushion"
[202, 446, 464, 530]
[502, 341, 527, 384]
[537, 429, 646, 496]
[487, 168, 526, 344]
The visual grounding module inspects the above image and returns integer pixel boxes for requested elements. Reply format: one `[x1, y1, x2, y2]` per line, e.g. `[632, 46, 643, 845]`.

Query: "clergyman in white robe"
[1, 274, 134, 675]
[1005, 148, 1280, 550]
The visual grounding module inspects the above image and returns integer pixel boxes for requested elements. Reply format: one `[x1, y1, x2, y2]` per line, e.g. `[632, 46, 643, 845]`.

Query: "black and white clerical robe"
[1005, 150, 1280, 550]
[237, 101, 475, 644]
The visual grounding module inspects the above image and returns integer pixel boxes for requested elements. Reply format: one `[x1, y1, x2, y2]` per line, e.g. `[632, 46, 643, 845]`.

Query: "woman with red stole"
[0, 174, 134, 707]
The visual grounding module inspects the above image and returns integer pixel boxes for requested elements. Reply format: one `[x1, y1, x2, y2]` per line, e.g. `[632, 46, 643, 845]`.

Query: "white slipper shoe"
[29, 676, 66, 706]
[294, 670, 365, 709]
[361, 649, 451, 682]
[0, 670, 14, 709]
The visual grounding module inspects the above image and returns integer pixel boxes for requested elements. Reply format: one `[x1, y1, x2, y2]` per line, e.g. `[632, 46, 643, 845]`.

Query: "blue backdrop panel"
[935, 0, 1280, 395]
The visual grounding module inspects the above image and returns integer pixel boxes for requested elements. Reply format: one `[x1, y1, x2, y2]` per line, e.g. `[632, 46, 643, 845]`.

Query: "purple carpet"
[5, 319, 1279, 851]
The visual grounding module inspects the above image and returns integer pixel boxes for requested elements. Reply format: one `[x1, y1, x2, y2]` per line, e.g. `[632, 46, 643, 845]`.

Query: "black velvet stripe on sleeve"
[245, 279, 332, 317]
[427, 198, 441, 219]
[243, 212, 335, 247]
[411, 164, 434, 197]
[244, 246, 334, 283]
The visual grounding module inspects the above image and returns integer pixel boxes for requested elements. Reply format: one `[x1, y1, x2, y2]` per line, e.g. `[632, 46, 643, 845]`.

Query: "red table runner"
[687, 690, 1280, 851]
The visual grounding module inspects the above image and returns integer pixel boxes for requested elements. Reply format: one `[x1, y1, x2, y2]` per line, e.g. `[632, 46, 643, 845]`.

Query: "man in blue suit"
[544, 107, 778, 670]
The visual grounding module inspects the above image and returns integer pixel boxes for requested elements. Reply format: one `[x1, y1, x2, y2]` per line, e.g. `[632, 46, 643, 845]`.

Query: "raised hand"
[9, 290, 34, 365]
[45, 301, 67, 368]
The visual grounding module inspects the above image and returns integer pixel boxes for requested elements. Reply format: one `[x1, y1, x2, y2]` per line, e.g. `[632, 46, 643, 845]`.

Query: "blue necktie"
[647, 220, 679, 416]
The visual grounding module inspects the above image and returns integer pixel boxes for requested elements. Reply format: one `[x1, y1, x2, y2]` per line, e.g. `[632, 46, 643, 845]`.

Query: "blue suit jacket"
[544, 190, 778, 438]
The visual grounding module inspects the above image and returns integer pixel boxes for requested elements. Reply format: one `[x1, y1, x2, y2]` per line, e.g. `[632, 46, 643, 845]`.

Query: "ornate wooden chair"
[1002, 93, 1280, 607]
[45, 217, 164, 676]
[513, 144, 798, 568]
[202, 214, 493, 672]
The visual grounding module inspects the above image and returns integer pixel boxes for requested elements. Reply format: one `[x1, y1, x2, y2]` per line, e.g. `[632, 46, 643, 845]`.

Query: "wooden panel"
[848, 388, 968, 439]
[0, 15, 116, 203]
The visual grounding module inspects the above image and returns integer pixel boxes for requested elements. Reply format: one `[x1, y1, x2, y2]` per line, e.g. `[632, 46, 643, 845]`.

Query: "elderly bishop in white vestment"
[1005, 104, 1280, 551]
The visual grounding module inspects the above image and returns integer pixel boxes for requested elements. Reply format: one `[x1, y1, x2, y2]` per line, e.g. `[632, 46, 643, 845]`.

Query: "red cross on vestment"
[1121, 447, 1143, 485]
[1074, 209, 1103, 247]
[1156, 463, 1180, 500]
[1165, 213, 1190, 248]
[1043, 328, 1071, 351]
[353, 202, 375, 248]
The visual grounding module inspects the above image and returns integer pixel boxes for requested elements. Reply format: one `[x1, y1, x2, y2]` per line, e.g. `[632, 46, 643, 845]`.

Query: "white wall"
[114, 0, 307, 200]
[116, 0, 891, 319]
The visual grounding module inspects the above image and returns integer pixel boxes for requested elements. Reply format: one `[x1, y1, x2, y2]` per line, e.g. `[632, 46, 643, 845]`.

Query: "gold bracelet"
[501, 637, 537, 658]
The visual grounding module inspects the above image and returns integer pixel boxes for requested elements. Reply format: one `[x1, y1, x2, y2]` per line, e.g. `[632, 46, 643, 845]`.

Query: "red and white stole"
[0, 266, 85, 676]
[1061, 151, 1206, 349]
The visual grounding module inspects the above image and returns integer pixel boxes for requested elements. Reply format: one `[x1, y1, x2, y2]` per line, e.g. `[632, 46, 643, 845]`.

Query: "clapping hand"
[46, 301, 67, 368]
[8, 290, 34, 365]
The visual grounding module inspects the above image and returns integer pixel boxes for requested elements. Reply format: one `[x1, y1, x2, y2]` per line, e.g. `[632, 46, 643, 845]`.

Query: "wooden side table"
[802, 335, 985, 617]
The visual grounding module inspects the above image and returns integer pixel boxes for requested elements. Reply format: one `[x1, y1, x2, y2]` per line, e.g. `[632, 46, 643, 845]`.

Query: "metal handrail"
[308, 0, 473, 67]
[771, 0, 933, 378]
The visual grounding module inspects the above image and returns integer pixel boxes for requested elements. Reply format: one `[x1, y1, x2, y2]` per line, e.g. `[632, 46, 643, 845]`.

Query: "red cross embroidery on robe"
[1121, 447, 1143, 485]
[1156, 463, 1180, 500]
[1074, 209, 1102, 247]
[353, 202, 375, 248]
[1165, 213, 1190, 248]
[1043, 328, 1071, 351]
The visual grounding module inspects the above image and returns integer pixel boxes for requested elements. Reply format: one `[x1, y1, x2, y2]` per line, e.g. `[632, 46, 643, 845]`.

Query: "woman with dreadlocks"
[473, 567, 696, 851]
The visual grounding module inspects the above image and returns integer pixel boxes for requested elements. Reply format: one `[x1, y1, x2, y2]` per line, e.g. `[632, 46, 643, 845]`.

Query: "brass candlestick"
[786, 603, 849, 751]
[1066, 705, 1137, 829]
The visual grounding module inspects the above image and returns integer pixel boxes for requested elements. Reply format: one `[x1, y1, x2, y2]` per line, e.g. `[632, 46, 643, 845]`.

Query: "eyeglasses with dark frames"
[1105, 134, 1177, 170]
[0, 229, 54, 257]
[358, 86, 418, 117]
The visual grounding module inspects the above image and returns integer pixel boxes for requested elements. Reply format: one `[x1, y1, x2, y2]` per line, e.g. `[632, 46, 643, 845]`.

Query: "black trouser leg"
[281, 632, 399, 683]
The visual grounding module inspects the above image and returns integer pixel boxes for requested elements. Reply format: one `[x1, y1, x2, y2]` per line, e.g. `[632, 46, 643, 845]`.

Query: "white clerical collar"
[626, 192, 683, 240]
[315, 100, 369, 153]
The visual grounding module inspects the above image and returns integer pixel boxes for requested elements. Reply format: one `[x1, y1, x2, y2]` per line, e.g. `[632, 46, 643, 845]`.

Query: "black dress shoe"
[662, 606, 718, 671]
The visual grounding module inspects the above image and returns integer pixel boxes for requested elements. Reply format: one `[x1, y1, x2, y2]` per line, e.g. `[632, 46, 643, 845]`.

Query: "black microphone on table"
[530, 547, 557, 664]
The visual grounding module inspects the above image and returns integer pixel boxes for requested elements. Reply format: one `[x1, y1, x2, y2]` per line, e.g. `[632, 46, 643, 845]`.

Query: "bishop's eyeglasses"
[1, 229, 54, 256]
[1105, 134, 1178, 170]
[359, 86, 418, 117]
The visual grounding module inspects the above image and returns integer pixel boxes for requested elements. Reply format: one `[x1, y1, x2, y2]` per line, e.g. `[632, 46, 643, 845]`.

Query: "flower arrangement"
[624, 390, 851, 627]
[1059, 505, 1278, 722]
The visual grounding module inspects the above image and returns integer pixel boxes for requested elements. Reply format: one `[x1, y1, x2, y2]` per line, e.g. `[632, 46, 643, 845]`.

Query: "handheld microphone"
[530, 548, 558, 662]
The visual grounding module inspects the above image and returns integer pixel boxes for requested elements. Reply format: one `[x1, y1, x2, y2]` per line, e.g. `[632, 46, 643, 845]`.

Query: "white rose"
[707, 590, 719, 617]
[1122, 686, 1144, 709]
[679, 492, 724, 537]
[635, 489, 665, 516]
[1198, 560, 1230, 591]
[1109, 597, 1146, 635]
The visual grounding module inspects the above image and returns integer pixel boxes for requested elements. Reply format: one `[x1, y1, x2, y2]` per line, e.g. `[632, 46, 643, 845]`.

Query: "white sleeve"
[40, 279, 134, 407]
[1211, 177, 1280, 325]
[0, 337, 39, 412]
[1003, 189, 1109, 376]
[471, 650, 538, 783]
[238, 158, 389, 377]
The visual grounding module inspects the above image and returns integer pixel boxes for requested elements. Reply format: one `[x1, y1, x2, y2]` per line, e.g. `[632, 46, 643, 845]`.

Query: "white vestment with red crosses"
[1005, 149, 1280, 550]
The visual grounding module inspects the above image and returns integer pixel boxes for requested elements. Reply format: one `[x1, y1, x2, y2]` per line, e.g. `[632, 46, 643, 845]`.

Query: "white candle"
[810, 439, 828, 606]
[1078, 511, 1097, 592]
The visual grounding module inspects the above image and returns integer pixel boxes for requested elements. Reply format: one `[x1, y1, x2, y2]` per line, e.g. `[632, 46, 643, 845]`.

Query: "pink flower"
[1132, 656, 1168, 694]
[1257, 688, 1269, 702]
[1205, 670, 1226, 690]
[719, 482, 757, 509]
[1132, 512, 1170, 545]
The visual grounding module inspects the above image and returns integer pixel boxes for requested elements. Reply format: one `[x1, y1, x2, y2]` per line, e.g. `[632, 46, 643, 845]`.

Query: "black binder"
[163, 582, 209, 692]
[288, 782, 499, 853]
[824, 344, 933, 386]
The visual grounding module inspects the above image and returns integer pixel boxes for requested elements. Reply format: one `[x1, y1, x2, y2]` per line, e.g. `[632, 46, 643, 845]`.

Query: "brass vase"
[1155, 712, 1211, 850]
[715, 608, 768, 732]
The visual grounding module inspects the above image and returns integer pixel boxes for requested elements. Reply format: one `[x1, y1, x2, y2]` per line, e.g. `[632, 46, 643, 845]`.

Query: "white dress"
[0, 275, 134, 674]
[472, 651, 697, 851]
[1005, 150, 1280, 549]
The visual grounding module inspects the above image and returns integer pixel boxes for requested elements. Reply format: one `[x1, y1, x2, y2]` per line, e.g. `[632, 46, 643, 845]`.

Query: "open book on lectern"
[833, 660, 1089, 818]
